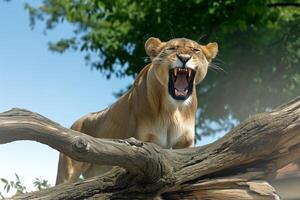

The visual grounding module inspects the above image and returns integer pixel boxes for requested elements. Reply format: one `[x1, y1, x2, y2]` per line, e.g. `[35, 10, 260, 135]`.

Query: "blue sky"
[0, 0, 133, 195]
[0, 0, 218, 196]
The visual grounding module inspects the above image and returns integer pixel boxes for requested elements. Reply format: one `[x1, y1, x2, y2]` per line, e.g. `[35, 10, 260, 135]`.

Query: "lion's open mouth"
[168, 67, 196, 100]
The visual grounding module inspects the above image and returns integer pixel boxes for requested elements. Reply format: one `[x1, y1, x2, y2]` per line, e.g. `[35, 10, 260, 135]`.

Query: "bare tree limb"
[1, 97, 300, 199]
[0, 108, 169, 182]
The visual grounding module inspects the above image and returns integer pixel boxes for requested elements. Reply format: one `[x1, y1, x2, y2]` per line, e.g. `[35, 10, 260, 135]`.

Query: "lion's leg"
[144, 133, 158, 143]
[82, 164, 112, 179]
[56, 153, 90, 185]
[173, 132, 194, 149]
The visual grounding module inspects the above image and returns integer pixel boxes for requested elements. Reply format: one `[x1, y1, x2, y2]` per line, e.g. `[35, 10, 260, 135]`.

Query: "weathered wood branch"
[0, 108, 166, 182]
[1, 97, 300, 199]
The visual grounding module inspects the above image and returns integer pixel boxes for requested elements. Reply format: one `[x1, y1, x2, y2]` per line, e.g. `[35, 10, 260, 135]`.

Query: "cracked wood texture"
[1, 97, 300, 199]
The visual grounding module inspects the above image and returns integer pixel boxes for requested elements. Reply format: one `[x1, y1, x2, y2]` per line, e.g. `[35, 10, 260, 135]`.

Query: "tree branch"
[1, 97, 300, 199]
[0, 108, 169, 183]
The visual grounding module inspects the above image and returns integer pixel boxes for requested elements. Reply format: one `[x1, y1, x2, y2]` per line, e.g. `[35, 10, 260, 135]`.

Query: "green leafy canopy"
[15, 0, 300, 137]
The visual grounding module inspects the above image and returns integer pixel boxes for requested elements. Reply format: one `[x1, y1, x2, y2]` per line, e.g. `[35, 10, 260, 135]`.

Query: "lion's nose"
[176, 54, 192, 66]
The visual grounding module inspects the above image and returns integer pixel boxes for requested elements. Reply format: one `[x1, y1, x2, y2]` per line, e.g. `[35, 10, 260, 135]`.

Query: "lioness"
[56, 37, 218, 184]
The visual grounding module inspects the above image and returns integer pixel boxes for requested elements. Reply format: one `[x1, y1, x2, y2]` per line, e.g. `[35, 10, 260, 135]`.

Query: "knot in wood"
[73, 136, 89, 152]
[125, 137, 144, 147]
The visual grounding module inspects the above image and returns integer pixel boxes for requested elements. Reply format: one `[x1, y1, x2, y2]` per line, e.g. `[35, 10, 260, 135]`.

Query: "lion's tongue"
[174, 73, 188, 93]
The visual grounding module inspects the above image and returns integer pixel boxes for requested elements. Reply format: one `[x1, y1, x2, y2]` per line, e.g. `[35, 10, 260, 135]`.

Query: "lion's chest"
[137, 111, 194, 148]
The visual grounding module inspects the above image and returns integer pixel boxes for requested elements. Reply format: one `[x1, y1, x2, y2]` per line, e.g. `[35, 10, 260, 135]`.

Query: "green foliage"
[33, 178, 51, 191]
[0, 174, 51, 199]
[0, 174, 26, 195]
[23, 0, 300, 137]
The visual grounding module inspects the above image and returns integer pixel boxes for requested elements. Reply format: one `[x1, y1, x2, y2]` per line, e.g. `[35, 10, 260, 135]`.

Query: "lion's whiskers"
[208, 62, 226, 73]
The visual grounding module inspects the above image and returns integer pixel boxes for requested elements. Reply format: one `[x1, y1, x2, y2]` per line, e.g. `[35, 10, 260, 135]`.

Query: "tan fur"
[56, 37, 218, 184]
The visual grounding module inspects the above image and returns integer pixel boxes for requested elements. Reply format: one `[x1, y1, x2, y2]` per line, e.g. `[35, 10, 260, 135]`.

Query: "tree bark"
[1, 97, 300, 199]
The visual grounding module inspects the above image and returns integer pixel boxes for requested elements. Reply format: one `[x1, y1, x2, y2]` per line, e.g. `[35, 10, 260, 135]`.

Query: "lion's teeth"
[175, 89, 188, 96]
[188, 69, 191, 78]
[174, 68, 178, 76]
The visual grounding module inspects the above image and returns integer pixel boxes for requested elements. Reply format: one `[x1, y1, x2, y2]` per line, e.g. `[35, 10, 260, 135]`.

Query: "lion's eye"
[193, 48, 201, 52]
[167, 47, 176, 51]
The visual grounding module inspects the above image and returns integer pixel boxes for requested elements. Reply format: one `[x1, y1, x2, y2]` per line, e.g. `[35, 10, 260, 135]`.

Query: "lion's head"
[145, 37, 218, 102]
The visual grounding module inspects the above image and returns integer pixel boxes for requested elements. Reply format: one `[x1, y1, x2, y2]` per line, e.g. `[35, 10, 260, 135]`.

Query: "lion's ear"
[200, 42, 218, 62]
[145, 37, 165, 60]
